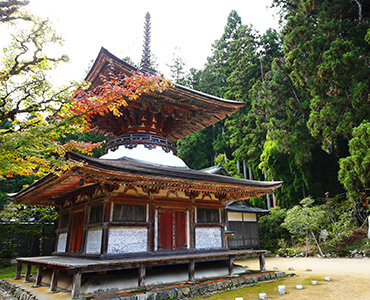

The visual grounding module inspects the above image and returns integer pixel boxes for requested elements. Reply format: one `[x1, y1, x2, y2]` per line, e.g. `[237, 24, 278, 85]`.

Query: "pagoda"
[10, 13, 282, 299]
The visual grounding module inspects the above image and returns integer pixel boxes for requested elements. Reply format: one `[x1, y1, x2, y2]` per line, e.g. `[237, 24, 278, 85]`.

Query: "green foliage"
[0, 263, 17, 279]
[0, 9, 87, 178]
[0, 202, 58, 257]
[167, 52, 187, 85]
[215, 154, 243, 178]
[282, 0, 370, 151]
[258, 207, 290, 251]
[280, 195, 357, 255]
[339, 121, 370, 206]
[176, 127, 215, 169]
[283, 197, 327, 238]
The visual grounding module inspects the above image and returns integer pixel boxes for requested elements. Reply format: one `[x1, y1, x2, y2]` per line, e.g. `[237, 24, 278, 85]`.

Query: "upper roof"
[84, 48, 244, 141]
[10, 152, 282, 205]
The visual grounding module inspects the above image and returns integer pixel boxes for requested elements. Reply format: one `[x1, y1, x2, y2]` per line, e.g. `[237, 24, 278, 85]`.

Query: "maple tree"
[69, 67, 171, 129]
[0, 7, 170, 179]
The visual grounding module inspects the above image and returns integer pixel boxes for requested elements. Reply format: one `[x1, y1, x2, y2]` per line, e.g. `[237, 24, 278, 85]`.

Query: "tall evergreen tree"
[177, 10, 244, 168]
[281, 0, 370, 152]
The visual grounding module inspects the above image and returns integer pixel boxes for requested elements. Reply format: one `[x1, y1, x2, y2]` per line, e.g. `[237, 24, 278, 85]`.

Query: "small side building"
[226, 200, 268, 250]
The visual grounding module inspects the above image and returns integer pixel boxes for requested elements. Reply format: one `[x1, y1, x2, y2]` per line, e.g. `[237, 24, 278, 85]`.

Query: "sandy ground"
[233, 256, 370, 300]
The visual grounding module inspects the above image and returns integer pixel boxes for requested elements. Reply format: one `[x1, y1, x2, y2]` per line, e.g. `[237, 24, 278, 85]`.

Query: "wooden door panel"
[159, 210, 172, 250]
[158, 209, 187, 251]
[175, 210, 187, 249]
[70, 212, 84, 253]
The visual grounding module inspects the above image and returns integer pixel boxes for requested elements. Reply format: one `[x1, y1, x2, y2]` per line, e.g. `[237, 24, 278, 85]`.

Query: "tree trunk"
[248, 165, 253, 180]
[39, 222, 45, 256]
[305, 230, 308, 257]
[264, 169, 271, 209]
[310, 230, 324, 257]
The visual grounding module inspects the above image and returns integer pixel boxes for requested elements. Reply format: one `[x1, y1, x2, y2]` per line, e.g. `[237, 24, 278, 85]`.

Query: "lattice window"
[89, 205, 103, 224]
[113, 204, 145, 222]
[197, 208, 219, 223]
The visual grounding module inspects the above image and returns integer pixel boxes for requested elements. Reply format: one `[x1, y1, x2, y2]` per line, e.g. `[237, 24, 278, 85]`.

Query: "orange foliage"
[63, 140, 103, 155]
[70, 67, 172, 130]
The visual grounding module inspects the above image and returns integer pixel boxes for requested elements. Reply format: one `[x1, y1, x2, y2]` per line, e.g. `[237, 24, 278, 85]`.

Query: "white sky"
[15, 0, 279, 86]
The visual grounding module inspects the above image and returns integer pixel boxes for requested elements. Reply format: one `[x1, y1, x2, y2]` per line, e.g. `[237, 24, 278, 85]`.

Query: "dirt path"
[240, 257, 370, 300]
[194, 256, 370, 300]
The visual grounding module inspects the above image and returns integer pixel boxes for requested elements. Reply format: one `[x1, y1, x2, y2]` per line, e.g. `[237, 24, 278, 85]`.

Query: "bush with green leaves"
[258, 206, 291, 252]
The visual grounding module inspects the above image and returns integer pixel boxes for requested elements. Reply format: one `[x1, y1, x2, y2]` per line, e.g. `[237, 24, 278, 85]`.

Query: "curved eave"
[85, 47, 137, 85]
[84, 48, 244, 141]
[10, 152, 282, 205]
[86, 48, 243, 109]
[66, 152, 283, 190]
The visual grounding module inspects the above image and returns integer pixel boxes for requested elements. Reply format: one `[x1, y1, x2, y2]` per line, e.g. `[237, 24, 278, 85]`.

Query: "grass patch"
[192, 277, 295, 300]
[0, 262, 17, 280]
[0, 260, 38, 280]
[301, 276, 320, 285]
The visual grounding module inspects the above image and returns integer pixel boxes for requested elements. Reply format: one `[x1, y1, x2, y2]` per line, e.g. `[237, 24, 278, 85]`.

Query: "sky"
[18, 0, 279, 86]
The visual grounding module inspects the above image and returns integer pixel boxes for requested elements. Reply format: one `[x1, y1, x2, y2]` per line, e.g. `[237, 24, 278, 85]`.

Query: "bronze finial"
[140, 12, 155, 73]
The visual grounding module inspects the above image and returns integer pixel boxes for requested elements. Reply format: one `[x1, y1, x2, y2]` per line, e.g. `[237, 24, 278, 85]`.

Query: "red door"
[158, 209, 187, 251]
[70, 212, 84, 253]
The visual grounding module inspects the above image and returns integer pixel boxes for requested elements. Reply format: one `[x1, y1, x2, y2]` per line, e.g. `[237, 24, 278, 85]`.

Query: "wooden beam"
[259, 254, 266, 271]
[48, 267, 59, 293]
[24, 263, 32, 282]
[33, 264, 43, 287]
[188, 259, 195, 282]
[228, 256, 234, 275]
[15, 262, 22, 279]
[138, 264, 146, 288]
[71, 269, 82, 299]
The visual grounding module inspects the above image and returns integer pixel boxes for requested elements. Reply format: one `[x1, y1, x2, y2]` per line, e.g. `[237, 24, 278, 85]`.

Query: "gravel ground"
[0, 290, 16, 300]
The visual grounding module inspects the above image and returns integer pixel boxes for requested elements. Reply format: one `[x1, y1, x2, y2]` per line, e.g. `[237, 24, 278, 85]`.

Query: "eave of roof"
[10, 152, 283, 205]
[85, 48, 244, 108]
[66, 152, 282, 189]
[83, 48, 244, 141]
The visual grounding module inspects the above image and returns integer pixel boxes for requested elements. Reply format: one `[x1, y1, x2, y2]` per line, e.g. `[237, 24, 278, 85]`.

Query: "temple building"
[10, 13, 282, 299]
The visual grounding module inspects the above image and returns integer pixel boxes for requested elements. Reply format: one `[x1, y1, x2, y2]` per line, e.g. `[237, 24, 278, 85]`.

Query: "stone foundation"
[0, 280, 35, 300]
[1, 271, 286, 300]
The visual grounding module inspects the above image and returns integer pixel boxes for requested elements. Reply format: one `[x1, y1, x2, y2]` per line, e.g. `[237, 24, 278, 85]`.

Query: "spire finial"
[141, 12, 152, 71]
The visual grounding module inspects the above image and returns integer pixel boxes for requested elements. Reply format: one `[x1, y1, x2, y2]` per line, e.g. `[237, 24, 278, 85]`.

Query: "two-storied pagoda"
[11, 13, 282, 299]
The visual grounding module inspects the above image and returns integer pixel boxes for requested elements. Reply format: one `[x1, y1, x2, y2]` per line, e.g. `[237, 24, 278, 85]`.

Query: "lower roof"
[10, 152, 282, 205]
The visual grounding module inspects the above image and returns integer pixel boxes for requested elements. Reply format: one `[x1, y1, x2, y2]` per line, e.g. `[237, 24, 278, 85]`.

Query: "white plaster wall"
[195, 227, 222, 249]
[227, 212, 257, 222]
[56, 233, 67, 252]
[107, 228, 147, 254]
[85, 229, 102, 254]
